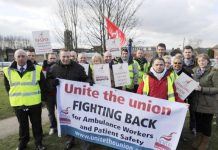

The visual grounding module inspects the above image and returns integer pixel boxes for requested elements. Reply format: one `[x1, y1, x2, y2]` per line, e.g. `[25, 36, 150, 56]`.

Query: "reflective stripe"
[9, 91, 40, 97]
[143, 75, 175, 101]
[8, 69, 37, 87]
[8, 68, 12, 84]
[168, 93, 175, 98]
[11, 82, 36, 86]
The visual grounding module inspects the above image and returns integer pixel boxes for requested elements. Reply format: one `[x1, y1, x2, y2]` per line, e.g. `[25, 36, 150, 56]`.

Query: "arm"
[201, 70, 218, 94]
[39, 71, 47, 101]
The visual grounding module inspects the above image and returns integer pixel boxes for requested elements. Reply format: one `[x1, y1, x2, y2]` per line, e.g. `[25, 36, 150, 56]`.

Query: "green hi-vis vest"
[125, 64, 134, 89]
[169, 70, 178, 83]
[3, 65, 42, 107]
[134, 60, 149, 84]
[142, 74, 175, 102]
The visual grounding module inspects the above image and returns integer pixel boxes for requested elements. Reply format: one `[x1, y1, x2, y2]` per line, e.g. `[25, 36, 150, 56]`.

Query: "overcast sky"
[0, 0, 218, 49]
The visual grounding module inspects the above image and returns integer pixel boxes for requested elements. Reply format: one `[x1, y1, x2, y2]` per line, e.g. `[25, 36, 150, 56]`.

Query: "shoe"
[191, 128, 197, 136]
[16, 147, 26, 150]
[64, 140, 75, 150]
[16, 145, 27, 150]
[36, 144, 46, 150]
[48, 128, 56, 135]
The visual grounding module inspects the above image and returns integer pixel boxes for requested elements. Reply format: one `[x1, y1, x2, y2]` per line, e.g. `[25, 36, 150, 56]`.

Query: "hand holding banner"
[112, 63, 130, 87]
[175, 72, 199, 100]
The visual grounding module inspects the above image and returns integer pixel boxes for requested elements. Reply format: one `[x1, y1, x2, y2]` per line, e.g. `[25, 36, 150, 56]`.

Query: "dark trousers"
[195, 112, 213, 136]
[14, 104, 43, 147]
[188, 97, 196, 129]
[46, 95, 57, 129]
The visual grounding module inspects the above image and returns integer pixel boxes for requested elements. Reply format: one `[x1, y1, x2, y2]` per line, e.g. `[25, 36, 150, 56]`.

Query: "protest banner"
[175, 72, 199, 100]
[80, 63, 89, 76]
[93, 64, 111, 87]
[32, 30, 52, 54]
[106, 38, 121, 58]
[57, 79, 188, 150]
[112, 63, 130, 87]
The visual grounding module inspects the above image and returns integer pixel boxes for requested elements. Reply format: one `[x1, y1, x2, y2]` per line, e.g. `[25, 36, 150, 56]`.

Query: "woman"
[192, 54, 218, 150]
[163, 55, 172, 70]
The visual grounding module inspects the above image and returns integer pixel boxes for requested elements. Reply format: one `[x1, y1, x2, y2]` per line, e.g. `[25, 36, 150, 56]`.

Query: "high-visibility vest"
[125, 64, 134, 89]
[3, 65, 42, 106]
[134, 60, 149, 84]
[142, 74, 175, 102]
[169, 70, 178, 83]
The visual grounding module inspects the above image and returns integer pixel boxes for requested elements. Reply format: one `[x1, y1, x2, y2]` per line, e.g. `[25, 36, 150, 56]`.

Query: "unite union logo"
[154, 132, 177, 150]
[59, 107, 71, 124]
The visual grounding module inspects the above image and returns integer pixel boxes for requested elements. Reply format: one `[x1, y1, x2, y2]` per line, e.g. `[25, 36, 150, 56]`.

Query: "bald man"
[3, 49, 47, 150]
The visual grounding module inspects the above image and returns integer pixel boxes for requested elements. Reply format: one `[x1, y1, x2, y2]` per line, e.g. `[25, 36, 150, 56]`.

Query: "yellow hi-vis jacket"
[142, 74, 176, 102]
[3, 65, 42, 107]
[134, 60, 149, 84]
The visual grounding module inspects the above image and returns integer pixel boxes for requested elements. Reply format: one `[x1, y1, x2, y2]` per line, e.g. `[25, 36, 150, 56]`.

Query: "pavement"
[0, 108, 49, 139]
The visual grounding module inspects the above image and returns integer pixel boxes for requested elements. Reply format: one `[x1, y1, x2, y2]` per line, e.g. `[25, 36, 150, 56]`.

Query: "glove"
[55, 79, 60, 86]
[89, 81, 94, 86]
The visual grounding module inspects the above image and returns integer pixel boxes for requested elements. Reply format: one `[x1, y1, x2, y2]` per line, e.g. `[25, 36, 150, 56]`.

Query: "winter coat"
[192, 65, 218, 114]
[47, 60, 89, 92]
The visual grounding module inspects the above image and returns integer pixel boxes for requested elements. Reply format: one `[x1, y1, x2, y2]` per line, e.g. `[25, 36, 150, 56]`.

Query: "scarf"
[150, 67, 167, 80]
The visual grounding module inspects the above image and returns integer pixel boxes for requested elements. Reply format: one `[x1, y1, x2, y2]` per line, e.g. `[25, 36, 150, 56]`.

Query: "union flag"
[104, 16, 126, 47]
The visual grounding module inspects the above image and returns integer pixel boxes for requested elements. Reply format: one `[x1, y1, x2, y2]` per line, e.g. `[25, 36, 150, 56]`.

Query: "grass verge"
[0, 77, 14, 119]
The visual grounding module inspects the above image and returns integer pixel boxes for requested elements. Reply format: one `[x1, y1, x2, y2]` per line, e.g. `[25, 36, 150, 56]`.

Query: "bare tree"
[81, 0, 143, 53]
[54, 0, 143, 53]
[56, 0, 79, 50]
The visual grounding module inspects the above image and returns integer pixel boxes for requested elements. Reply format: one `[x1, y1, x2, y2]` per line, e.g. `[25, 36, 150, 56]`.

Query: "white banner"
[57, 79, 188, 150]
[106, 38, 121, 57]
[93, 64, 111, 87]
[112, 63, 130, 87]
[175, 72, 199, 100]
[32, 30, 52, 54]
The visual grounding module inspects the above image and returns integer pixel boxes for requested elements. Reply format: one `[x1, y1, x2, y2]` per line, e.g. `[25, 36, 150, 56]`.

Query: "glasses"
[174, 62, 182, 64]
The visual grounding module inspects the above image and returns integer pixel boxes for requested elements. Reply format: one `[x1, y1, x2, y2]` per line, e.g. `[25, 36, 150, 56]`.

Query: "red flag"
[104, 16, 126, 47]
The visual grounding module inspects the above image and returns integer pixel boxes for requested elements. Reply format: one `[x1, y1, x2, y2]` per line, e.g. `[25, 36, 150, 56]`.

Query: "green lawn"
[0, 77, 14, 119]
[0, 119, 217, 150]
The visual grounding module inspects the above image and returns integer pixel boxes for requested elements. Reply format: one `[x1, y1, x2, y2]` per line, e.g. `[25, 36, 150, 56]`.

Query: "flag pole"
[128, 39, 133, 60]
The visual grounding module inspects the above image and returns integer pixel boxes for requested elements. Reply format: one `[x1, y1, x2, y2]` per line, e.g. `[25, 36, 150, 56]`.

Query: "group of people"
[3, 43, 218, 150]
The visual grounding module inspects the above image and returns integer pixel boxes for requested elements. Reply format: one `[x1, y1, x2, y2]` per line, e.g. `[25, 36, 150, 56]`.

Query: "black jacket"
[47, 60, 89, 91]
[4, 60, 47, 102]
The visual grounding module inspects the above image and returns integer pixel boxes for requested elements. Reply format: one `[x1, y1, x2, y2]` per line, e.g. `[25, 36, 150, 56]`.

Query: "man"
[155, 43, 167, 58]
[42, 53, 57, 135]
[182, 45, 197, 135]
[183, 45, 196, 74]
[3, 49, 46, 150]
[70, 51, 77, 62]
[149, 43, 168, 71]
[103, 51, 115, 87]
[47, 49, 90, 150]
[103, 51, 112, 63]
[134, 49, 148, 84]
[113, 48, 138, 92]
[137, 57, 182, 102]
[77, 52, 88, 64]
[26, 49, 38, 65]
